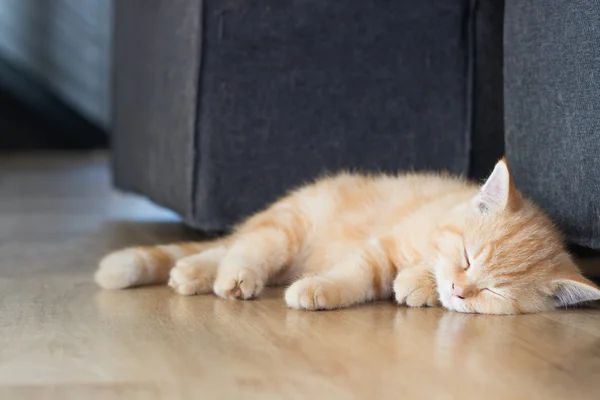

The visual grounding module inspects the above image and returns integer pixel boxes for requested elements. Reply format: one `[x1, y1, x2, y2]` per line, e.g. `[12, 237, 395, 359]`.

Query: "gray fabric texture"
[112, 0, 203, 219]
[191, 0, 504, 230]
[504, 0, 600, 249]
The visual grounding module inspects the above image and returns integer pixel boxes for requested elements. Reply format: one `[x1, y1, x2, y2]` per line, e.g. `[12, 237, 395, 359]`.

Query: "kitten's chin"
[438, 290, 478, 313]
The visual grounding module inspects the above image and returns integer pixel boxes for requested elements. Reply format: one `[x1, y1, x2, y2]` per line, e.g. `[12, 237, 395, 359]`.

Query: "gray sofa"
[504, 0, 600, 250]
[112, 0, 505, 232]
[116, 1, 600, 252]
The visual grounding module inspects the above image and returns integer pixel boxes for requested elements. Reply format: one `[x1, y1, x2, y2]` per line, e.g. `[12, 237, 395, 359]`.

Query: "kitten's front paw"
[213, 267, 264, 300]
[285, 277, 341, 310]
[168, 256, 216, 296]
[394, 271, 440, 308]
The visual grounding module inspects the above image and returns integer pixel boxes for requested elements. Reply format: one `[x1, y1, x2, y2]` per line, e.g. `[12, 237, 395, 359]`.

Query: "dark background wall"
[0, 0, 111, 150]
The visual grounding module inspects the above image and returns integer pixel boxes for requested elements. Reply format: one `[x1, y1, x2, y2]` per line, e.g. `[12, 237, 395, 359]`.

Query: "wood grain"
[1, 152, 600, 399]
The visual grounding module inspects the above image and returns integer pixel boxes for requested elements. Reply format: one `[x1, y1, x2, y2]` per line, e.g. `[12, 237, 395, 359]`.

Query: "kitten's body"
[95, 160, 600, 314]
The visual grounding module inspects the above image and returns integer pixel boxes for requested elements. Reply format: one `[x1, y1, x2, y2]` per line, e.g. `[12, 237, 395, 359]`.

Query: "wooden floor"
[2, 153, 600, 399]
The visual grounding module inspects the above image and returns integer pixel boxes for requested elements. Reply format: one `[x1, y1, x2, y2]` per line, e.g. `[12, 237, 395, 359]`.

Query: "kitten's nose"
[452, 283, 467, 299]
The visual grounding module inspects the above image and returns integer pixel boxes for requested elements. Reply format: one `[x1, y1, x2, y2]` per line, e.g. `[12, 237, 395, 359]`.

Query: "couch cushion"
[112, 0, 203, 220]
[191, 0, 505, 230]
[505, 0, 600, 249]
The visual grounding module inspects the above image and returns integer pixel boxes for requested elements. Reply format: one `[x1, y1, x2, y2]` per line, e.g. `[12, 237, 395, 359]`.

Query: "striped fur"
[95, 160, 600, 314]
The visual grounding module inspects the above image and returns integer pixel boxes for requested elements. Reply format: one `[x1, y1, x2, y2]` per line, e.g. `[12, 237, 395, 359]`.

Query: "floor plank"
[1, 152, 600, 399]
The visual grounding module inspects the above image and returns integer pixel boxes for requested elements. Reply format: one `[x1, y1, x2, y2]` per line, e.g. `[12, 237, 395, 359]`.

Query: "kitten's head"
[434, 159, 600, 314]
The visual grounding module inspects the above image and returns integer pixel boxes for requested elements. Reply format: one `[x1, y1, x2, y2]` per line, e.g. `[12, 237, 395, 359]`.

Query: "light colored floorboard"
[1, 152, 600, 399]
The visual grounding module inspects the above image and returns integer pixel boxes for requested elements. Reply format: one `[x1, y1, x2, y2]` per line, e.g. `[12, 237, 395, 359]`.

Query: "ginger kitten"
[95, 159, 600, 314]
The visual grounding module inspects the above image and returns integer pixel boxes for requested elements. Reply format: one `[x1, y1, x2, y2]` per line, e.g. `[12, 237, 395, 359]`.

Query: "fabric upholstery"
[112, 0, 202, 219]
[191, 0, 505, 230]
[504, 0, 600, 249]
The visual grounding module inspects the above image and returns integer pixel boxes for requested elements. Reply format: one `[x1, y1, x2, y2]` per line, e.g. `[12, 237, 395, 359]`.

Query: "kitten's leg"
[168, 244, 228, 295]
[95, 241, 220, 289]
[213, 207, 306, 300]
[285, 239, 396, 310]
[393, 265, 440, 307]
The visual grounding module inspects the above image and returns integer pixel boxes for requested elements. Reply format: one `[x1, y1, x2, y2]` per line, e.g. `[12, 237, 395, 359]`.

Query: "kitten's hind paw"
[95, 250, 146, 289]
[213, 267, 264, 300]
[168, 253, 219, 295]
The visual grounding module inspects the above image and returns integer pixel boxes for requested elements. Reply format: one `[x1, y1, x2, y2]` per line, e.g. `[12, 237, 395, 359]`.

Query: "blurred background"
[0, 0, 110, 150]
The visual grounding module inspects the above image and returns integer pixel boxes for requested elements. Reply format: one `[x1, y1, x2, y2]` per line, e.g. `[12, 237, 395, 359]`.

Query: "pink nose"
[452, 283, 466, 299]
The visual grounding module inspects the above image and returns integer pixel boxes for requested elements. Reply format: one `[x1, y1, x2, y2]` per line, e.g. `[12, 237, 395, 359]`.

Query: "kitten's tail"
[94, 238, 226, 290]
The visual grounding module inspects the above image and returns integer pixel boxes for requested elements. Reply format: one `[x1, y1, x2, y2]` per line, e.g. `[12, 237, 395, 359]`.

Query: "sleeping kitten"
[95, 159, 600, 314]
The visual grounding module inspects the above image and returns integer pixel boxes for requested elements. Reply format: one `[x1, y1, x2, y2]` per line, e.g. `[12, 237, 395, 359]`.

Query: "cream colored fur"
[95, 160, 600, 314]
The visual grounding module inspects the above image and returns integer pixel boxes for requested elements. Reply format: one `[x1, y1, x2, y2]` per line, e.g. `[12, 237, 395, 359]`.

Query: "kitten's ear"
[475, 158, 522, 213]
[551, 275, 600, 308]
